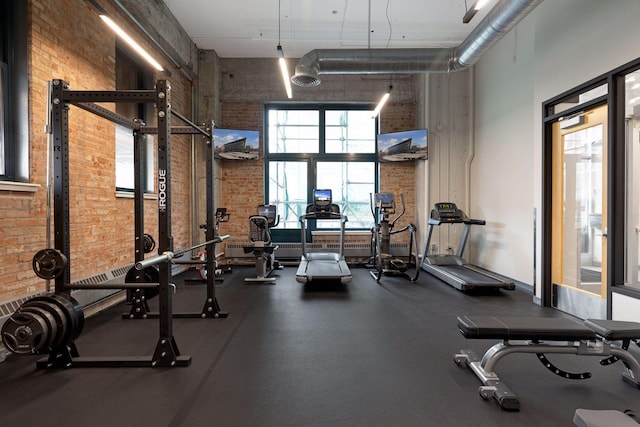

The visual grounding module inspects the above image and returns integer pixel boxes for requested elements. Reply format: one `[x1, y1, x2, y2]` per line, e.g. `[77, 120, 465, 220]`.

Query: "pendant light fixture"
[373, 85, 392, 118]
[277, 0, 293, 99]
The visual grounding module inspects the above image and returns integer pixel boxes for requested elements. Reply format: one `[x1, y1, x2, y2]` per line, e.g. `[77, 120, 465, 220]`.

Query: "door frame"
[542, 77, 610, 311]
[549, 104, 608, 318]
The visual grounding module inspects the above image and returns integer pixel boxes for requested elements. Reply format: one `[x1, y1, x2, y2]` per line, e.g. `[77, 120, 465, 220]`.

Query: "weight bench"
[573, 409, 639, 427]
[453, 316, 640, 411]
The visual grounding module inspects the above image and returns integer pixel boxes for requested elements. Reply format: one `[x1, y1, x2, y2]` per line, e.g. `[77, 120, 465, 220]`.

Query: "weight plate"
[1, 310, 49, 354]
[32, 249, 67, 279]
[125, 266, 159, 300]
[19, 305, 59, 351]
[29, 294, 84, 346]
[21, 298, 67, 349]
[49, 294, 84, 342]
[143, 234, 156, 253]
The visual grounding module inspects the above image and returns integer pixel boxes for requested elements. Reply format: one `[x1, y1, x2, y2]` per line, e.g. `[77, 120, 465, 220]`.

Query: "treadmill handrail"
[300, 211, 346, 221]
[299, 212, 348, 259]
[464, 218, 486, 226]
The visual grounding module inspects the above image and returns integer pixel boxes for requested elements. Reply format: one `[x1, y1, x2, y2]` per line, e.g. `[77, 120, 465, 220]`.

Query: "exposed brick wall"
[380, 102, 419, 245]
[0, 0, 194, 301]
[219, 102, 264, 245]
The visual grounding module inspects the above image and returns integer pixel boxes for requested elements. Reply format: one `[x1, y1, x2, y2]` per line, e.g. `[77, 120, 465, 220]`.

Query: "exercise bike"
[243, 204, 282, 283]
[368, 193, 419, 282]
[195, 207, 231, 281]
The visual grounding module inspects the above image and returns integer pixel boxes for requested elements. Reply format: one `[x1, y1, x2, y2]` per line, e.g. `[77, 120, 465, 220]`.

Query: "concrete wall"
[425, 70, 473, 259]
[473, 0, 640, 318]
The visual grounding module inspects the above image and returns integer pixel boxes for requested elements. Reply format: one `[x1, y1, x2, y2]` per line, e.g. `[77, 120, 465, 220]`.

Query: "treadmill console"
[308, 189, 340, 218]
[432, 202, 463, 223]
[314, 189, 332, 210]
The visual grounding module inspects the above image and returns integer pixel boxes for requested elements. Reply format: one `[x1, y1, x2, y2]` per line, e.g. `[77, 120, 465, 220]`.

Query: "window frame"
[264, 103, 379, 241]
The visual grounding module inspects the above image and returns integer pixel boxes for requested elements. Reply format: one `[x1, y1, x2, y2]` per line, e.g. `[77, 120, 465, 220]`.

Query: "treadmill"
[296, 189, 352, 284]
[421, 202, 515, 292]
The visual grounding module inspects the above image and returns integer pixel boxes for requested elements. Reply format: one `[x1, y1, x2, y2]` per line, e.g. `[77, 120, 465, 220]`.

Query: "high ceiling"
[162, 0, 498, 59]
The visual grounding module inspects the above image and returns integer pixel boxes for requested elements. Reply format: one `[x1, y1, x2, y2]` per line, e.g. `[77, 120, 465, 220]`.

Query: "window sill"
[311, 230, 370, 236]
[0, 181, 40, 193]
[115, 190, 157, 200]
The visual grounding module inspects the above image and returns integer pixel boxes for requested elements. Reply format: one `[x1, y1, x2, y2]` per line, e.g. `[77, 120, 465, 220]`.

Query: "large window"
[265, 106, 378, 239]
[115, 45, 154, 192]
[0, 0, 27, 182]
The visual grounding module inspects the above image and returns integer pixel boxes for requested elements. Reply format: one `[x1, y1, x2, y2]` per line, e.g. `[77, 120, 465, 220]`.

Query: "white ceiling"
[162, 0, 498, 59]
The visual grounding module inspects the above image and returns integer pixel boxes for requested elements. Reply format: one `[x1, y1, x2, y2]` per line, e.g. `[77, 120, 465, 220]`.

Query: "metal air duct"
[291, 0, 543, 87]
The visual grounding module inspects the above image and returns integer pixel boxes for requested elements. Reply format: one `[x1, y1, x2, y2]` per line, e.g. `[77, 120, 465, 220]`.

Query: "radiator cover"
[225, 242, 409, 259]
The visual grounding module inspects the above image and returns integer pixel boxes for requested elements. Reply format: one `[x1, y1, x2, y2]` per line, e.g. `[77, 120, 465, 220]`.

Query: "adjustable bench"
[453, 316, 640, 411]
[573, 409, 639, 427]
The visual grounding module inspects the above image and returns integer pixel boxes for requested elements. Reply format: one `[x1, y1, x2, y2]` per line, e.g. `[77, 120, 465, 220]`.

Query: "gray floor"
[1, 265, 639, 426]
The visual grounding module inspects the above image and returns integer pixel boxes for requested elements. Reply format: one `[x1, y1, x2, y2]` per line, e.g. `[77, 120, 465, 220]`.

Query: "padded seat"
[585, 319, 640, 341]
[457, 316, 597, 341]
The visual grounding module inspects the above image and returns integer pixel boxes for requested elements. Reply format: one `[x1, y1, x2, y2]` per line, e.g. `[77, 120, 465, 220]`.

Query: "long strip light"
[277, 45, 293, 99]
[373, 86, 392, 118]
[463, 0, 490, 24]
[100, 15, 164, 71]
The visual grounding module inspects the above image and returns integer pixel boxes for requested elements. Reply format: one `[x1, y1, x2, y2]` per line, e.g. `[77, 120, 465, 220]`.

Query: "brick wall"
[0, 0, 194, 302]
[219, 102, 265, 243]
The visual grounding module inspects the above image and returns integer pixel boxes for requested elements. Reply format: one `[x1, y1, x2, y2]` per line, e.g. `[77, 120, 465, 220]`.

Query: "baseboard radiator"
[225, 242, 410, 262]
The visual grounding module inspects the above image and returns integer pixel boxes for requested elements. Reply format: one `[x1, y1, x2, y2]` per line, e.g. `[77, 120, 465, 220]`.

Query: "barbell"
[135, 235, 230, 271]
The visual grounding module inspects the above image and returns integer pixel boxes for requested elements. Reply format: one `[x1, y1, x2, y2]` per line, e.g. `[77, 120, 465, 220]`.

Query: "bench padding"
[585, 319, 640, 341]
[573, 409, 639, 427]
[457, 316, 597, 341]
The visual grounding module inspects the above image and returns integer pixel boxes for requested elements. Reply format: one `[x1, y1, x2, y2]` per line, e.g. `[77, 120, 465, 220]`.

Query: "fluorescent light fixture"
[463, 0, 490, 24]
[100, 15, 164, 71]
[277, 45, 293, 99]
[373, 86, 392, 118]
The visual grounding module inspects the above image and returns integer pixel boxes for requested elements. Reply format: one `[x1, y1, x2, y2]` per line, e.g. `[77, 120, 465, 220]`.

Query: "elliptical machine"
[244, 204, 282, 283]
[368, 193, 419, 282]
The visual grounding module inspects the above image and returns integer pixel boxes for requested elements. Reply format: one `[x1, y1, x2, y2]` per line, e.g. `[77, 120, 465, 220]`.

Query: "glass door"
[551, 104, 607, 318]
[624, 69, 640, 291]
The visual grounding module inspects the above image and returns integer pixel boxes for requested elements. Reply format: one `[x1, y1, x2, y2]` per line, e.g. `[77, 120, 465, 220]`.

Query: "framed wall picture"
[377, 129, 428, 162]
[213, 129, 260, 160]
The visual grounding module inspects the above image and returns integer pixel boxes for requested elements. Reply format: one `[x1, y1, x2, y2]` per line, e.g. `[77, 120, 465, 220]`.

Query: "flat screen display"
[313, 189, 332, 207]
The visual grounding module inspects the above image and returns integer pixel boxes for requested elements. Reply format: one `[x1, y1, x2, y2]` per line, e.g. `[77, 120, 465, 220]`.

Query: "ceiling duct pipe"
[291, 0, 543, 87]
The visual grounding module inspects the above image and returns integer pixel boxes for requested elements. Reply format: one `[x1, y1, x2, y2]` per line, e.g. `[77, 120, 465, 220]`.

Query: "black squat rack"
[1, 79, 228, 369]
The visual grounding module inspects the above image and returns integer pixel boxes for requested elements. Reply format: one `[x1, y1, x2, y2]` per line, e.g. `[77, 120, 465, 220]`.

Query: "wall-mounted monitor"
[376, 129, 428, 162]
[213, 129, 260, 160]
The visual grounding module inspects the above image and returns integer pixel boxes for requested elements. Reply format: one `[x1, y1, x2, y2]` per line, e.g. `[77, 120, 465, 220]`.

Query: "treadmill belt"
[426, 264, 512, 290]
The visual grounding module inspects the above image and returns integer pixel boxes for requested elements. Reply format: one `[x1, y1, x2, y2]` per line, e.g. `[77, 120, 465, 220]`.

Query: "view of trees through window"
[265, 106, 378, 233]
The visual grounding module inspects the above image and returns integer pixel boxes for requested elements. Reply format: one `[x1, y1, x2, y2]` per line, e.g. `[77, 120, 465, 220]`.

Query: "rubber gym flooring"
[1, 265, 639, 427]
